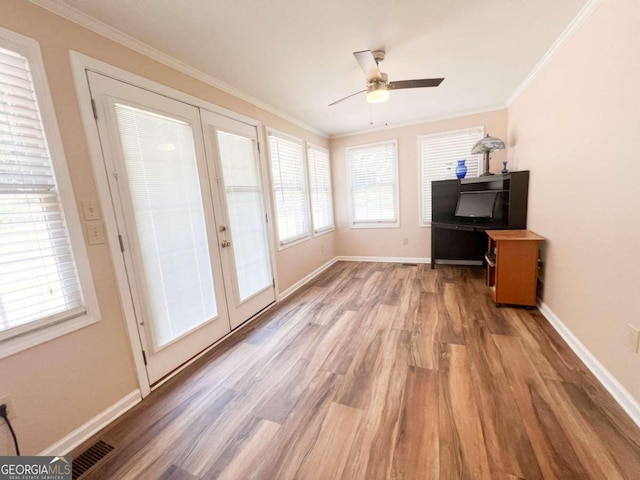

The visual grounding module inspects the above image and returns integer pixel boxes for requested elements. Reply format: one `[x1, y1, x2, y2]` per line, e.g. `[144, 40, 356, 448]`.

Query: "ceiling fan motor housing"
[369, 72, 389, 87]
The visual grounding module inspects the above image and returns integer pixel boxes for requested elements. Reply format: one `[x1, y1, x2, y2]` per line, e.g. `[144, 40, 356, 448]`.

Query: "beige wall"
[508, 0, 640, 402]
[330, 110, 508, 258]
[0, 0, 334, 454]
[3, 0, 637, 458]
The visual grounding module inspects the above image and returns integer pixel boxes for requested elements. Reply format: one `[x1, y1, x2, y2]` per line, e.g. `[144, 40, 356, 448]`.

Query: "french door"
[201, 111, 275, 329]
[87, 72, 274, 384]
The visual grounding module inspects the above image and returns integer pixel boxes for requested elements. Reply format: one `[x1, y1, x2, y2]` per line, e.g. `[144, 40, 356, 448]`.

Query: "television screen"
[455, 191, 499, 218]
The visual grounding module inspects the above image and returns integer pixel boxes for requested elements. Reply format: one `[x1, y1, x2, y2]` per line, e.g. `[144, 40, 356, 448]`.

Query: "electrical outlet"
[403, 237, 409, 246]
[0, 394, 17, 420]
[626, 325, 640, 353]
[85, 221, 106, 245]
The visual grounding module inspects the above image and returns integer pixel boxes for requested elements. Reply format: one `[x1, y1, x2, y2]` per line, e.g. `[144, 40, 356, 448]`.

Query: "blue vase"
[501, 161, 509, 174]
[455, 159, 467, 179]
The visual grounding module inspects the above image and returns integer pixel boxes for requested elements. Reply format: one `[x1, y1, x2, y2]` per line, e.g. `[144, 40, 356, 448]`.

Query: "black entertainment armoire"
[430, 171, 529, 269]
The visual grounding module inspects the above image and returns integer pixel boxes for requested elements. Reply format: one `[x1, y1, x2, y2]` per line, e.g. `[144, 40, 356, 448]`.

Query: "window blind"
[115, 104, 217, 348]
[268, 132, 310, 245]
[217, 130, 272, 301]
[420, 128, 483, 225]
[347, 141, 398, 225]
[0, 46, 84, 336]
[307, 145, 334, 234]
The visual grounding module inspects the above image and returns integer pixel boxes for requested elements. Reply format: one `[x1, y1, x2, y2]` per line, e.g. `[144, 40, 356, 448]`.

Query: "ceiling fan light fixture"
[366, 84, 389, 103]
[328, 50, 444, 107]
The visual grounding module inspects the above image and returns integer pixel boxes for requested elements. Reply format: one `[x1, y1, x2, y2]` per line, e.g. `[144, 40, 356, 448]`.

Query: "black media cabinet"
[430, 171, 529, 269]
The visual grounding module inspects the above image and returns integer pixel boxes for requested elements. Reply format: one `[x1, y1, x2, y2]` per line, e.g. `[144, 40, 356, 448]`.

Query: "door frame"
[70, 51, 280, 396]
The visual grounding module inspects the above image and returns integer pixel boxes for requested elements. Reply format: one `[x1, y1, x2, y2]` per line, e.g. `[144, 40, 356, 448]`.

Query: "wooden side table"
[485, 230, 544, 307]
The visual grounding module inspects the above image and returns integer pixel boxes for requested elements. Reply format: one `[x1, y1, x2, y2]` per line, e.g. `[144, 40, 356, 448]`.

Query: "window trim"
[306, 143, 335, 237]
[0, 27, 100, 359]
[266, 128, 312, 250]
[346, 139, 400, 229]
[418, 126, 485, 227]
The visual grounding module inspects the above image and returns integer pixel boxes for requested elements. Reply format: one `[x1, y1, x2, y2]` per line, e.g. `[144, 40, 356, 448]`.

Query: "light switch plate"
[85, 221, 106, 245]
[82, 200, 100, 220]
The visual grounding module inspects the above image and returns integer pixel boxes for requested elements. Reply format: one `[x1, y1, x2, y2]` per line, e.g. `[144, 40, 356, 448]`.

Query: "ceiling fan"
[329, 50, 444, 106]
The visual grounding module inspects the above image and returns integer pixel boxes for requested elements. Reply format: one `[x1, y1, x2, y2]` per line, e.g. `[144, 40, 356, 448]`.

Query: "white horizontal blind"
[217, 130, 272, 301]
[420, 128, 483, 225]
[115, 104, 217, 348]
[347, 141, 398, 226]
[0, 46, 84, 336]
[307, 145, 334, 234]
[268, 132, 310, 245]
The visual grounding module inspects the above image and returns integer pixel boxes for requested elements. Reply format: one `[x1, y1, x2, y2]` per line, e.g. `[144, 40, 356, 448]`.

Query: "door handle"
[221, 240, 231, 248]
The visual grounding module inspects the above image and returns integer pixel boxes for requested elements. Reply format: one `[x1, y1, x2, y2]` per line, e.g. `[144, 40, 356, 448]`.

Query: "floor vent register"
[72, 439, 116, 479]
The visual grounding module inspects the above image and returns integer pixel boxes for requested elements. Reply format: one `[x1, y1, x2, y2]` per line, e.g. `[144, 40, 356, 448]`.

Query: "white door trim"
[69, 51, 276, 396]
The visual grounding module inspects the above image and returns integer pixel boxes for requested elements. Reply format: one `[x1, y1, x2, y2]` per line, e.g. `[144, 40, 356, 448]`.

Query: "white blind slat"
[0, 50, 29, 70]
[268, 132, 310, 244]
[420, 128, 484, 225]
[0, 46, 85, 334]
[347, 141, 398, 225]
[307, 145, 334, 233]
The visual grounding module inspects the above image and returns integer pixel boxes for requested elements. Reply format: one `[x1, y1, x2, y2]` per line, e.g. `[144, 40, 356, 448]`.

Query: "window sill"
[350, 223, 400, 229]
[0, 312, 100, 360]
[277, 234, 311, 251]
[313, 226, 335, 238]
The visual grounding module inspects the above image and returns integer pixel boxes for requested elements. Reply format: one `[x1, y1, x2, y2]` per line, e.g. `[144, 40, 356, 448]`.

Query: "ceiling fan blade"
[328, 89, 367, 106]
[388, 78, 445, 89]
[353, 50, 382, 82]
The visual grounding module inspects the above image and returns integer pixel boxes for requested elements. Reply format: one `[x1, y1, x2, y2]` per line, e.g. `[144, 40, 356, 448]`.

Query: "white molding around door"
[69, 51, 278, 396]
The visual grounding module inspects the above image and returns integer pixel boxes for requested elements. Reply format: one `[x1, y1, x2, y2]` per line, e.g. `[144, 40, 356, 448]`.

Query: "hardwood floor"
[74, 262, 640, 479]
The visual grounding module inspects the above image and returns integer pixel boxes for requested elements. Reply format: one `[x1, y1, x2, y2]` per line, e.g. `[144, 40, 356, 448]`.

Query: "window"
[267, 130, 310, 246]
[307, 144, 334, 234]
[0, 28, 98, 357]
[420, 127, 484, 225]
[347, 140, 399, 227]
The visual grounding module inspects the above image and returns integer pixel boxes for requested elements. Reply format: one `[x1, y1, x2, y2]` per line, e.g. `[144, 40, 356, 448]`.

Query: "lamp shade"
[366, 83, 389, 103]
[471, 134, 505, 154]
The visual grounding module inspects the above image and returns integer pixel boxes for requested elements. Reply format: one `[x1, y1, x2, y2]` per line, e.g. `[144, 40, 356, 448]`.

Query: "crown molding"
[506, 0, 604, 106]
[30, 0, 328, 138]
[330, 105, 506, 139]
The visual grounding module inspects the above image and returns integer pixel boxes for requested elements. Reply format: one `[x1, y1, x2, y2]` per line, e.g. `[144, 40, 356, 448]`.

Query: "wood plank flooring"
[74, 262, 640, 479]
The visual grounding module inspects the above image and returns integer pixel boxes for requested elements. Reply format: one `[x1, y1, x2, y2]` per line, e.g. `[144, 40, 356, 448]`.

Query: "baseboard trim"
[277, 257, 339, 301]
[277, 255, 431, 301]
[336, 256, 430, 264]
[39, 390, 141, 456]
[537, 301, 640, 427]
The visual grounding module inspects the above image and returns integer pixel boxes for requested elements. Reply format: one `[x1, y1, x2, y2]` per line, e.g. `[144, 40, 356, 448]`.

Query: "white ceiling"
[46, 0, 589, 136]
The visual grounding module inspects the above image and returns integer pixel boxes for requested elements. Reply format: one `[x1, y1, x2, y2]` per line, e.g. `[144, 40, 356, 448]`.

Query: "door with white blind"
[201, 111, 275, 329]
[87, 72, 230, 384]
